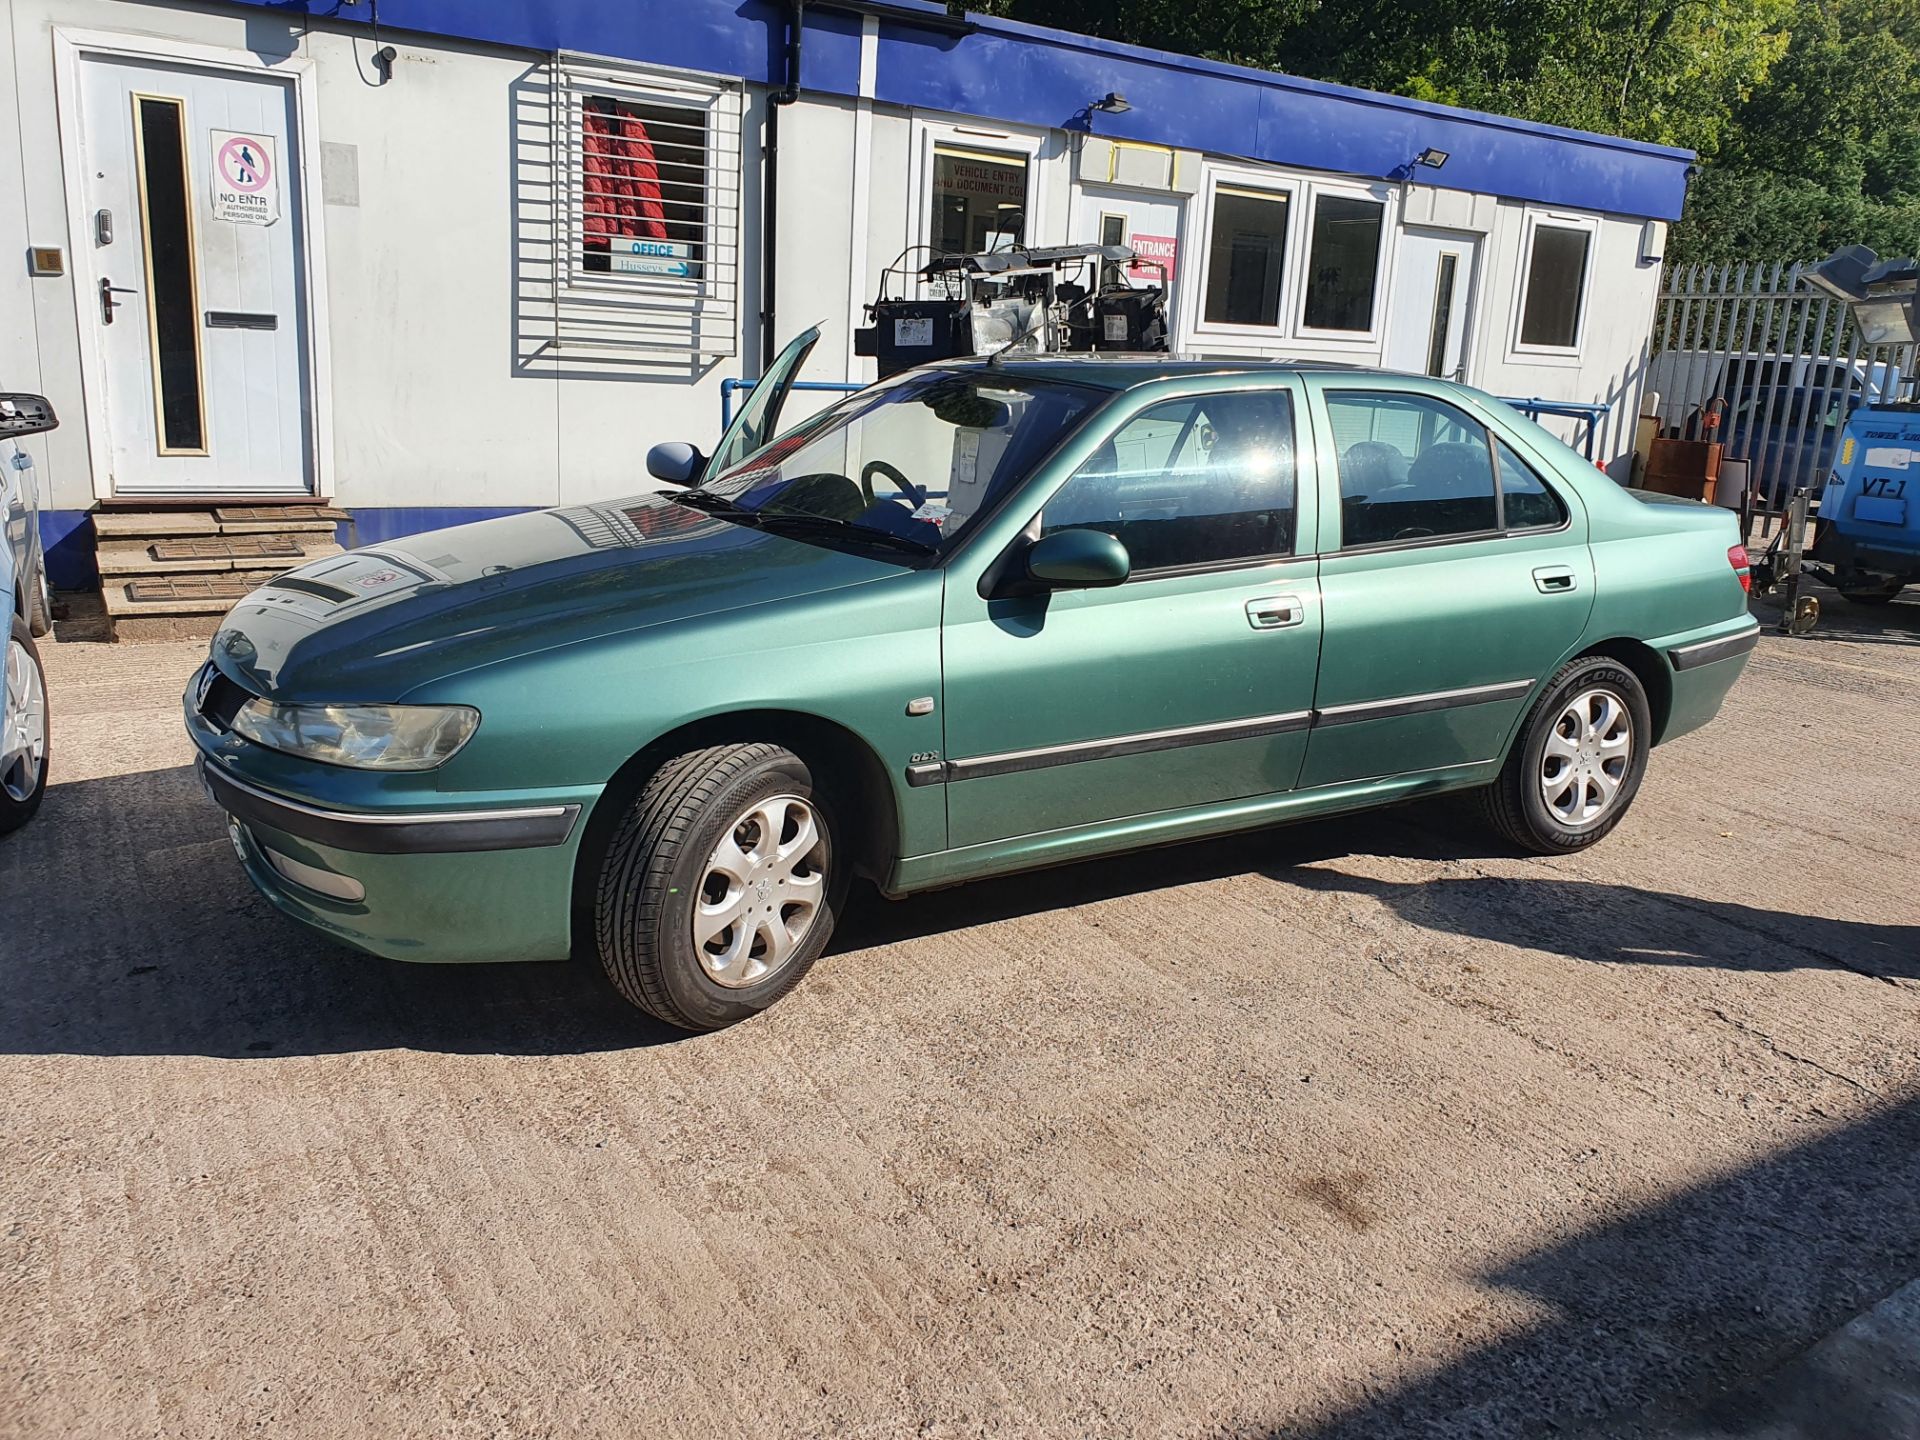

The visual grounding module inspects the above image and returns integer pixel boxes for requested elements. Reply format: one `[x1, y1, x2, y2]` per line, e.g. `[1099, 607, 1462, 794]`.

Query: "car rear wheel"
[0, 615, 49, 835]
[593, 743, 844, 1032]
[1479, 656, 1650, 854]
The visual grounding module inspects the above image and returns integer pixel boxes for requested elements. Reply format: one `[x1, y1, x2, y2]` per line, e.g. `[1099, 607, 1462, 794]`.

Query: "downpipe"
[761, 0, 804, 370]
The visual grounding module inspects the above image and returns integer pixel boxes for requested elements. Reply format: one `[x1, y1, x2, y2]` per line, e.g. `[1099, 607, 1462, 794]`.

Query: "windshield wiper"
[752, 511, 939, 557]
[666, 489, 762, 522]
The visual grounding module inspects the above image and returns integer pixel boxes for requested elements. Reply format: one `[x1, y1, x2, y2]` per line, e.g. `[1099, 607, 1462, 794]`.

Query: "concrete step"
[92, 505, 347, 539]
[110, 612, 225, 644]
[103, 571, 282, 618]
[86, 504, 348, 640]
[95, 536, 343, 576]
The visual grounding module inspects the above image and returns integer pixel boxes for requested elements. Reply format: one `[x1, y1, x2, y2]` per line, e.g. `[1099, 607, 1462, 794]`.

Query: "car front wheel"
[593, 743, 844, 1031]
[1, 615, 49, 835]
[1480, 656, 1651, 854]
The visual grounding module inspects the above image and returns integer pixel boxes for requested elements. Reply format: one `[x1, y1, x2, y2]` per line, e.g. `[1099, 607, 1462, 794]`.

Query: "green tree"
[970, 0, 1920, 262]
[1676, 0, 1920, 257]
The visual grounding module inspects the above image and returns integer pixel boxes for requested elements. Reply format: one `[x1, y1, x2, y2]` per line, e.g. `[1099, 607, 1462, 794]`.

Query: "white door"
[1072, 184, 1183, 295]
[1384, 228, 1478, 381]
[77, 54, 312, 495]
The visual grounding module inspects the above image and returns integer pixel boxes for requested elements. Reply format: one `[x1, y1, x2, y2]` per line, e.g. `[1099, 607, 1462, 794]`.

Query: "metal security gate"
[1650, 262, 1919, 527]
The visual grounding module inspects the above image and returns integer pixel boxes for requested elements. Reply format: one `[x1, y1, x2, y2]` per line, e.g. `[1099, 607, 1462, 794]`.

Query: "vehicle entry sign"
[211, 131, 279, 226]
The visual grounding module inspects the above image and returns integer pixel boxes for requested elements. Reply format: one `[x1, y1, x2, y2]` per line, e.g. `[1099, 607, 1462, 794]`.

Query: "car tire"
[593, 743, 845, 1032]
[1, 614, 50, 836]
[1479, 656, 1651, 855]
[26, 540, 53, 637]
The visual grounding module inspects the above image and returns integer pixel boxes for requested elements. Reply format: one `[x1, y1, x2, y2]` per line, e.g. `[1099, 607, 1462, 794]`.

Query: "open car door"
[705, 327, 821, 482]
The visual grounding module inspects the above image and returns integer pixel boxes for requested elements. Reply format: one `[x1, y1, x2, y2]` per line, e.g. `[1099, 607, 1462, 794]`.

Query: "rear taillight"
[1728, 544, 1751, 593]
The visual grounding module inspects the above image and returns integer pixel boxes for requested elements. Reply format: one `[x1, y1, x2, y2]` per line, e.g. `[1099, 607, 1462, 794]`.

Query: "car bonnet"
[208, 492, 899, 698]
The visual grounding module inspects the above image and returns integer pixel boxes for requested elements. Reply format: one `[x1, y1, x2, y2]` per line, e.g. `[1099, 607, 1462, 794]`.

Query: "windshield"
[692, 370, 1103, 559]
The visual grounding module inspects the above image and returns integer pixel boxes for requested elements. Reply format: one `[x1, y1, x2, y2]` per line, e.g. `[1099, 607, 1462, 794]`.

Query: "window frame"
[1511, 210, 1597, 360]
[129, 90, 208, 458]
[1033, 384, 1309, 582]
[1188, 168, 1399, 349]
[1188, 165, 1301, 341]
[1493, 435, 1573, 534]
[1292, 179, 1395, 346]
[554, 55, 745, 359]
[910, 115, 1048, 266]
[1318, 386, 1574, 555]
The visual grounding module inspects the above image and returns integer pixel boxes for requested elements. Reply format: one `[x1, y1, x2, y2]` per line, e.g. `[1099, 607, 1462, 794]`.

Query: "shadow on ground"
[2, 763, 1908, 1057]
[8, 762, 1918, 1436]
[1293, 869, 1919, 982]
[1291, 1096, 1920, 1439]
[1750, 577, 1920, 649]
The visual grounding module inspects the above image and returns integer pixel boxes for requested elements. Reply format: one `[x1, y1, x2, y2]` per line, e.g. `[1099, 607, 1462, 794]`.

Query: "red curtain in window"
[583, 101, 669, 251]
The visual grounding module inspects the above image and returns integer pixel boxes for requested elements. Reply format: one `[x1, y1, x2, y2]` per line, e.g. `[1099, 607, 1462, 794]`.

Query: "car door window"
[1326, 391, 1497, 547]
[1495, 439, 1568, 530]
[1041, 391, 1298, 571]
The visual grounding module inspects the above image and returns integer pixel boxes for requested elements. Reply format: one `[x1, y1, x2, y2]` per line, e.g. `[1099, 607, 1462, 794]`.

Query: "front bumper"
[187, 667, 593, 965]
[199, 756, 581, 854]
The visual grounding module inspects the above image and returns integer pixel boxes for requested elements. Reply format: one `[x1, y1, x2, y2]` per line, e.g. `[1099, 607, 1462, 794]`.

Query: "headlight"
[230, 700, 479, 771]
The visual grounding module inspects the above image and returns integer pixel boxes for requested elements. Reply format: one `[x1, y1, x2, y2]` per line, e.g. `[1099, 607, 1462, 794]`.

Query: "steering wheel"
[861, 458, 926, 509]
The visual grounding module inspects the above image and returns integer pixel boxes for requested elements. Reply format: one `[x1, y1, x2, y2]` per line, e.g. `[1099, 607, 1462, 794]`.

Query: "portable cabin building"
[0, 0, 1694, 591]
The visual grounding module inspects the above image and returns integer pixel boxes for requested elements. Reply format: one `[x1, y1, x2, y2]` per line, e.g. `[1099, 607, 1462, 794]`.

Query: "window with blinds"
[553, 57, 743, 359]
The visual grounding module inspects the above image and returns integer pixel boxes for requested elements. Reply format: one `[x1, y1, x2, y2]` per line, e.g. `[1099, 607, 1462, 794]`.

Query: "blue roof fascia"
[210, 0, 1691, 220]
[875, 12, 1693, 220]
[961, 12, 1694, 163]
[242, 0, 865, 96]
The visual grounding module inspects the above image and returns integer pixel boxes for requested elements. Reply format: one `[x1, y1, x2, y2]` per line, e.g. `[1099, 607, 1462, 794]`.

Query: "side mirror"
[647, 441, 705, 486]
[1025, 529, 1131, 589]
[0, 394, 58, 439]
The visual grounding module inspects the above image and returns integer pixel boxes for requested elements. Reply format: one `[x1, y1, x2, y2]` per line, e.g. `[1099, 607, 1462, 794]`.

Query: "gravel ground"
[2, 587, 1917, 1439]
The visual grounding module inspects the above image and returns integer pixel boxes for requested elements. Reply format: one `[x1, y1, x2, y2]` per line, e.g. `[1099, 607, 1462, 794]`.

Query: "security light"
[1416, 147, 1449, 169]
[1094, 93, 1131, 114]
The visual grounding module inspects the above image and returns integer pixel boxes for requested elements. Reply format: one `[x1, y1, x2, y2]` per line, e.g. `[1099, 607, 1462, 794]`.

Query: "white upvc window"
[1191, 165, 1299, 339]
[1512, 209, 1596, 357]
[554, 54, 743, 359]
[1189, 165, 1396, 347]
[1293, 179, 1394, 344]
[910, 116, 1049, 269]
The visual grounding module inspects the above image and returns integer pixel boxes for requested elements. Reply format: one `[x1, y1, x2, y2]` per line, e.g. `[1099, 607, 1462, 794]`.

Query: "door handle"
[1532, 566, 1577, 594]
[99, 278, 137, 325]
[1246, 594, 1305, 629]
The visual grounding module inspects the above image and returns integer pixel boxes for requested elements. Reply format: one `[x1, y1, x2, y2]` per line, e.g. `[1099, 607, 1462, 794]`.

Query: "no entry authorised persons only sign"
[211, 131, 280, 226]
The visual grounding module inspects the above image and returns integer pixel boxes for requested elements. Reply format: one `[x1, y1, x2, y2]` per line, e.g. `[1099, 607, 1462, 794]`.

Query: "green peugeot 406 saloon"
[185, 329, 1760, 1032]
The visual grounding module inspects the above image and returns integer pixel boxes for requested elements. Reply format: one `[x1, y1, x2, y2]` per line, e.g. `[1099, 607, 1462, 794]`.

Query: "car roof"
[938, 353, 1382, 391]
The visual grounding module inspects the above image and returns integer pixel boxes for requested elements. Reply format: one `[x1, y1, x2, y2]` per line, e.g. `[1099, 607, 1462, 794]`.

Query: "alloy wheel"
[1539, 685, 1632, 827]
[2, 638, 47, 803]
[691, 793, 827, 989]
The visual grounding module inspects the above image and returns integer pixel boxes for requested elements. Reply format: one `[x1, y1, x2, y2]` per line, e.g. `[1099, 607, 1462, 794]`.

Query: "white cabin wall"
[1, 0, 1682, 537]
[1469, 204, 1663, 460]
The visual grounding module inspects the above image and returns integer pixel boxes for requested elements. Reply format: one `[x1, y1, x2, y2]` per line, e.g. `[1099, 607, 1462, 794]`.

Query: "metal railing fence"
[1650, 261, 1920, 526]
